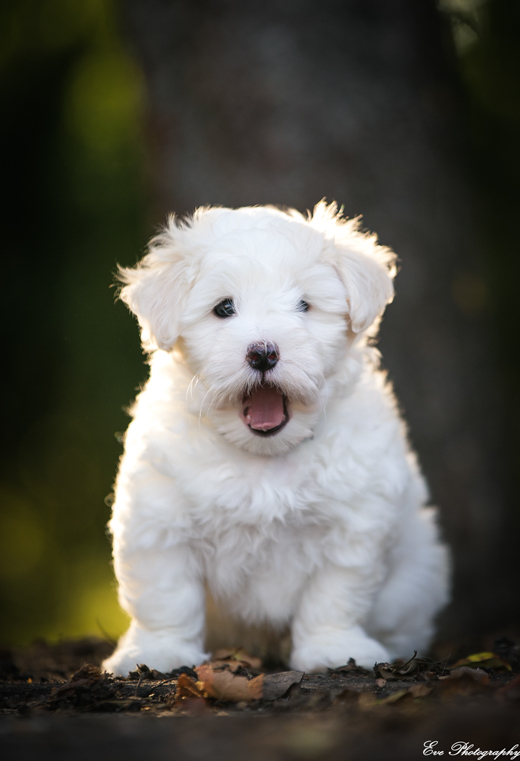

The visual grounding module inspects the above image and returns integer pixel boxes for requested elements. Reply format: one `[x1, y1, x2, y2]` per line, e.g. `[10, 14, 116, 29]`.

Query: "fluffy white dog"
[103, 201, 449, 676]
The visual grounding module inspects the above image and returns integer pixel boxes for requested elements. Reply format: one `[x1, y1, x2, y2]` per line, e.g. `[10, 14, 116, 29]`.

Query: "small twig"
[135, 673, 144, 697]
[397, 651, 418, 673]
[156, 676, 182, 687]
[96, 619, 117, 647]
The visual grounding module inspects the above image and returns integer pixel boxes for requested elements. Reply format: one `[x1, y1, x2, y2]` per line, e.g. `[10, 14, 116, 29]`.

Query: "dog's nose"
[246, 342, 279, 372]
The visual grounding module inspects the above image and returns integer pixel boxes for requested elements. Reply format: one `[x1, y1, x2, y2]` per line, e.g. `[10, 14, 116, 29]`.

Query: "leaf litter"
[2, 633, 520, 718]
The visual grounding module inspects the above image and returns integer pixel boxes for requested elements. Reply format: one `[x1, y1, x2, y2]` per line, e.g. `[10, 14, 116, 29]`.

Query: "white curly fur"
[103, 202, 449, 676]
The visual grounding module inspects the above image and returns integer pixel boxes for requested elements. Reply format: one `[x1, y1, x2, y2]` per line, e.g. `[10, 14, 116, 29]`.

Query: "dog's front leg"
[290, 562, 390, 672]
[103, 541, 209, 676]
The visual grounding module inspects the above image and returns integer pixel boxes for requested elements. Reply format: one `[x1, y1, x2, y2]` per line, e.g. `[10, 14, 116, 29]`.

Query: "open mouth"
[240, 384, 289, 437]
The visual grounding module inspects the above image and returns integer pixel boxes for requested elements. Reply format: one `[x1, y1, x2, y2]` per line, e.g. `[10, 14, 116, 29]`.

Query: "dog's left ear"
[314, 204, 396, 333]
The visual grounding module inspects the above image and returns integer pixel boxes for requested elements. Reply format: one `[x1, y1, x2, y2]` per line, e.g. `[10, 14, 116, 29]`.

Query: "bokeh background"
[1, 0, 519, 647]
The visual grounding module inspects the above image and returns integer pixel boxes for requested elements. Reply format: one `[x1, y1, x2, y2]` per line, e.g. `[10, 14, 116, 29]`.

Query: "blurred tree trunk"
[121, 0, 512, 636]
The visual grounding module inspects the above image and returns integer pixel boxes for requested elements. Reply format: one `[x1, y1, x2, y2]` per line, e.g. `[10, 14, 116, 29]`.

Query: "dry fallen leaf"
[212, 648, 263, 672]
[207, 659, 251, 674]
[374, 652, 438, 681]
[333, 659, 373, 676]
[358, 682, 432, 709]
[175, 672, 206, 700]
[195, 663, 264, 702]
[170, 673, 214, 714]
[444, 666, 490, 684]
[262, 671, 303, 701]
[436, 666, 490, 698]
[450, 651, 512, 671]
[72, 664, 103, 681]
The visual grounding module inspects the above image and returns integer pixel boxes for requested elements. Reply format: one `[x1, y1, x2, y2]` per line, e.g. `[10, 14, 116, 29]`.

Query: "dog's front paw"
[102, 623, 209, 676]
[290, 626, 390, 672]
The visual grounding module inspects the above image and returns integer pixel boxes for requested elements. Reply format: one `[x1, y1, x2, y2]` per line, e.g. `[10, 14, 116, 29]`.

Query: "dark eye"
[297, 300, 309, 312]
[213, 298, 236, 318]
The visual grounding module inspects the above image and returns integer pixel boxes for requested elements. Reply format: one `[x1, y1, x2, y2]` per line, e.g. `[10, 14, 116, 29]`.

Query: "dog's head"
[118, 202, 396, 455]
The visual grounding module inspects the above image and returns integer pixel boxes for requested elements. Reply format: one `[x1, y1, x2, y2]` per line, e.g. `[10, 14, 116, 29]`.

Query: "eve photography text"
[424, 742, 520, 759]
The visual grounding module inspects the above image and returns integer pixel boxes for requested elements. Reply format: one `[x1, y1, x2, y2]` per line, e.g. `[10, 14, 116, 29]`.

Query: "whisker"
[186, 372, 201, 406]
[205, 388, 218, 418]
[198, 385, 213, 426]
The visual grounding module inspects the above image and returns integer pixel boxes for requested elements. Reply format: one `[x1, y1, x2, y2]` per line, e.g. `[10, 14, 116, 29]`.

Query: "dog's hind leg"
[365, 508, 450, 661]
[289, 559, 392, 672]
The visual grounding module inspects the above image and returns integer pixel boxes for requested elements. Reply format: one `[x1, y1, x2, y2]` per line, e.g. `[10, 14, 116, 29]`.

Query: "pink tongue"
[244, 386, 285, 430]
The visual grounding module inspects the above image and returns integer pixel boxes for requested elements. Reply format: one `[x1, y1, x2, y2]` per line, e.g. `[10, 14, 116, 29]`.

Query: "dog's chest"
[182, 450, 333, 568]
[195, 505, 331, 622]
[177, 441, 319, 520]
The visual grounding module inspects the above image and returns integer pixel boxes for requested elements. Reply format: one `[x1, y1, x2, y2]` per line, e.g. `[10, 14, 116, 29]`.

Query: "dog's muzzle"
[241, 342, 288, 436]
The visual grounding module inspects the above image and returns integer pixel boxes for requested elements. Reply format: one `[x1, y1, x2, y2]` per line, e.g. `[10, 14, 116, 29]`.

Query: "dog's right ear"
[117, 220, 189, 352]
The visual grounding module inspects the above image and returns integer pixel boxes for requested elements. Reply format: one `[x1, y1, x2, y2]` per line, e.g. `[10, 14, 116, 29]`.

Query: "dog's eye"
[297, 300, 310, 312]
[214, 299, 236, 318]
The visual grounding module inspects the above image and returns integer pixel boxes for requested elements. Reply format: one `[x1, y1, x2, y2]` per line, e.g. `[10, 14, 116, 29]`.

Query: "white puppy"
[103, 202, 449, 676]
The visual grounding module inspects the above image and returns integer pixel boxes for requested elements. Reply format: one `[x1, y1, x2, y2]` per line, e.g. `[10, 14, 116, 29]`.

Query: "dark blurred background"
[0, 0, 519, 646]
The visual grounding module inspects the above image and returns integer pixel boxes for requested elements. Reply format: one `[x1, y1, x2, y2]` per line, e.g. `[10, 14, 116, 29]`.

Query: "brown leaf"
[374, 652, 437, 681]
[358, 682, 432, 709]
[445, 666, 490, 683]
[170, 673, 211, 713]
[175, 672, 205, 700]
[212, 648, 263, 672]
[436, 667, 490, 698]
[262, 671, 303, 701]
[375, 664, 401, 681]
[207, 659, 250, 674]
[71, 664, 102, 681]
[195, 663, 264, 702]
[333, 658, 373, 676]
[48, 668, 118, 709]
[52, 678, 94, 697]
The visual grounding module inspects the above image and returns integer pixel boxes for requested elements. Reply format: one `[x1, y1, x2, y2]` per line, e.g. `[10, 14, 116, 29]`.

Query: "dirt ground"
[1, 633, 520, 760]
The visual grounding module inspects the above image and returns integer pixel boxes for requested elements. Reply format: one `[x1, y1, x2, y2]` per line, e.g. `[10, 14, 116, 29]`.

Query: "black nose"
[246, 342, 279, 372]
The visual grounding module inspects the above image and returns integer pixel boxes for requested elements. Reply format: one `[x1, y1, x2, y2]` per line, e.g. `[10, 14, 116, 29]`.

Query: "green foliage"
[0, 0, 148, 644]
